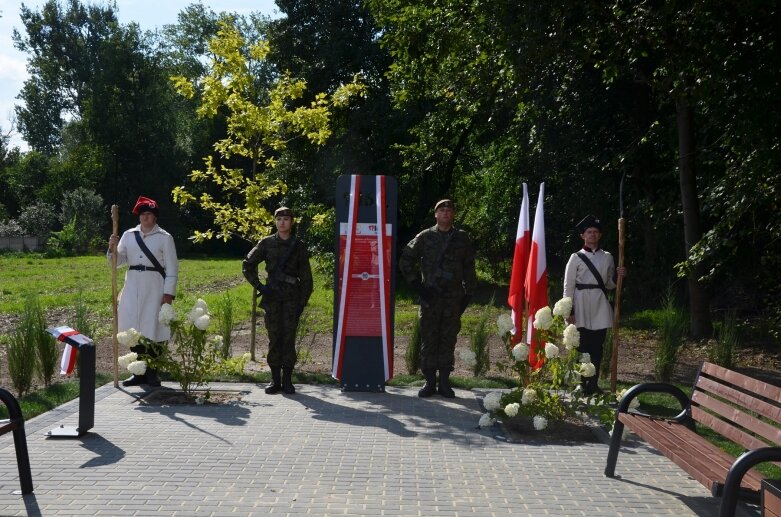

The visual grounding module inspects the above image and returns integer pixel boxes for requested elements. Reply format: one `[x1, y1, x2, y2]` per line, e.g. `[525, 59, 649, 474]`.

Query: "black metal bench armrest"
[719, 447, 781, 517]
[616, 382, 692, 424]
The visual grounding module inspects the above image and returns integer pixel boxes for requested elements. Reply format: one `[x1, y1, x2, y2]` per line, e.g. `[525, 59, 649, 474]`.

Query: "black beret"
[434, 199, 455, 211]
[274, 207, 294, 218]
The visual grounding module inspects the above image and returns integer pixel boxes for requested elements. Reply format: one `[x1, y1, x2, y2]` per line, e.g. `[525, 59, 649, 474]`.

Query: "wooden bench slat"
[618, 413, 764, 491]
[692, 392, 781, 448]
[0, 419, 18, 434]
[695, 375, 781, 428]
[701, 363, 781, 414]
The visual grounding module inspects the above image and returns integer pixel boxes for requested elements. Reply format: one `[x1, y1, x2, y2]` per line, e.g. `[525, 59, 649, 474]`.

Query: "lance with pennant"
[610, 173, 627, 392]
[111, 205, 119, 387]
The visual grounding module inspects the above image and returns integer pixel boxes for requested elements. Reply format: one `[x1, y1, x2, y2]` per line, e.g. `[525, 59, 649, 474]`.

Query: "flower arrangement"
[117, 299, 249, 398]
[478, 297, 614, 430]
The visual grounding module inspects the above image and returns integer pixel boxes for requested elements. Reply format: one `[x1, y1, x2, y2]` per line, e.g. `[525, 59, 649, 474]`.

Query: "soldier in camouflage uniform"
[243, 207, 313, 395]
[399, 199, 477, 398]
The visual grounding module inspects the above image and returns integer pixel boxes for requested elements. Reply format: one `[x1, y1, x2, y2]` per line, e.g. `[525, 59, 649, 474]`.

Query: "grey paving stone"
[0, 383, 761, 516]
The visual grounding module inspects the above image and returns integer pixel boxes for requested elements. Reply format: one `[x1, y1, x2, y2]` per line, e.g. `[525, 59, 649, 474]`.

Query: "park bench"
[604, 361, 781, 517]
[0, 387, 34, 494]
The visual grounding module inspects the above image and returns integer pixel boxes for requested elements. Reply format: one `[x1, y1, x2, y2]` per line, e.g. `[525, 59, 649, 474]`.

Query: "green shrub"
[405, 311, 421, 375]
[213, 292, 235, 359]
[46, 216, 79, 257]
[654, 291, 688, 383]
[69, 290, 98, 377]
[709, 309, 739, 369]
[5, 330, 36, 397]
[24, 293, 59, 387]
[468, 304, 491, 377]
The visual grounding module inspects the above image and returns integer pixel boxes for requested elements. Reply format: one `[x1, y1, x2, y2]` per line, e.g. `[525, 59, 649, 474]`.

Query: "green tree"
[171, 19, 365, 243]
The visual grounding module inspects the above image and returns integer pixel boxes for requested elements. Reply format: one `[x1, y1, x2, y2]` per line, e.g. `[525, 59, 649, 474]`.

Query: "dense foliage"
[0, 0, 779, 341]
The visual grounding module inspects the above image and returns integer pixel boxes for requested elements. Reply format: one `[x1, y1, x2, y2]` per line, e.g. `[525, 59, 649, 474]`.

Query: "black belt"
[575, 283, 601, 290]
[129, 265, 163, 273]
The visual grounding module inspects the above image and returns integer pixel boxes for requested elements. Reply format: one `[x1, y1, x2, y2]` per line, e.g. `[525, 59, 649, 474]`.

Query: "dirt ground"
[2, 314, 780, 398]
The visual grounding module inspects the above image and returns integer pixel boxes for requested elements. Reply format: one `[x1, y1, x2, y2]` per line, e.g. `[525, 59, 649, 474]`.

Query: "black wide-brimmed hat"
[576, 214, 602, 234]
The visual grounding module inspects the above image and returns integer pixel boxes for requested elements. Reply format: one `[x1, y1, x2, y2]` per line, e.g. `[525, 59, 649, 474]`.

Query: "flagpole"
[110, 205, 119, 388]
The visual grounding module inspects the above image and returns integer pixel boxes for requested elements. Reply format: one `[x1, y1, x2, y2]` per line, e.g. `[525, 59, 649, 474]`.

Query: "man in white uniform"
[109, 196, 178, 387]
[563, 215, 626, 394]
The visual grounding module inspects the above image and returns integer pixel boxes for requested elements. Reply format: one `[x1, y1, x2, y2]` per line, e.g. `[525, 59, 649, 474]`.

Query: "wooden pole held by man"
[110, 205, 119, 388]
[610, 217, 625, 392]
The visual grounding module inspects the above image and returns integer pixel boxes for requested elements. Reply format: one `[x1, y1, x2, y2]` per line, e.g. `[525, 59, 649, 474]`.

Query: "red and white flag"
[524, 183, 548, 368]
[48, 326, 93, 376]
[507, 183, 530, 344]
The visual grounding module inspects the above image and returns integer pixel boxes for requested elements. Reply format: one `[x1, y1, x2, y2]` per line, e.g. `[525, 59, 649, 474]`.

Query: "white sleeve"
[563, 254, 578, 298]
[162, 235, 179, 296]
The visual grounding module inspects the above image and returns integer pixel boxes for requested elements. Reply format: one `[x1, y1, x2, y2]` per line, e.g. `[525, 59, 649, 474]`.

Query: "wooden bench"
[604, 362, 781, 517]
[0, 387, 34, 495]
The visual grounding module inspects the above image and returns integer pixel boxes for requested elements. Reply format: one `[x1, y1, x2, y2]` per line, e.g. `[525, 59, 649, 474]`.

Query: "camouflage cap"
[274, 206, 294, 218]
[576, 214, 602, 234]
[434, 199, 455, 211]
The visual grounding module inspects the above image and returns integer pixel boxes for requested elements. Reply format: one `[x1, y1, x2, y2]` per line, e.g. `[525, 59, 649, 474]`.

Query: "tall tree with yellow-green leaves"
[170, 19, 365, 243]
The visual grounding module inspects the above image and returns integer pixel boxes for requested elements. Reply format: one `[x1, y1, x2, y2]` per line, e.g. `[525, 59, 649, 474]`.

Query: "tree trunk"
[675, 97, 712, 338]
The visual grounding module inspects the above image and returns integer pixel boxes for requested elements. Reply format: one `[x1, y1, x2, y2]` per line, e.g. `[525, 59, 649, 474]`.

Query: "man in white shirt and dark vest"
[563, 215, 626, 395]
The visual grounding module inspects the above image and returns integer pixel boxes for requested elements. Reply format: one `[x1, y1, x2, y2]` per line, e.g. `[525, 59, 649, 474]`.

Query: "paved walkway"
[0, 383, 760, 516]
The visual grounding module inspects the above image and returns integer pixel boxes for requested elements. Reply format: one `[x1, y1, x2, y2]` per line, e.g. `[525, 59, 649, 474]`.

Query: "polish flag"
[507, 183, 530, 344]
[48, 326, 93, 376]
[524, 183, 548, 368]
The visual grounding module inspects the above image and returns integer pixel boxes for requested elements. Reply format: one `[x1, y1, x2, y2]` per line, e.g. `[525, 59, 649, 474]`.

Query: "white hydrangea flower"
[579, 352, 591, 364]
[188, 306, 205, 323]
[127, 360, 147, 376]
[194, 314, 211, 331]
[117, 352, 138, 370]
[158, 303, 176, 325]
[533, 415, 548, 431]
[580, 362, 597, 378]
[496, 314, 514, 336]
[483, 391, 503, 411]
[211, 335, 224, 345]
[511, 343, 529, 361]
[116, 328, 142, 347]
[504, 403, 520, 418]
[459, 348, 477, 367]
[563, 324, 580, 349]
[521, 388, 537, 405]
[193, 298, 208, 311]
[478, 412, 496, 428]
[616, 389, 641, 409]
[544, 342, 559, 359]
[533, 306, 553, 330]
[552, 297, 573, 318]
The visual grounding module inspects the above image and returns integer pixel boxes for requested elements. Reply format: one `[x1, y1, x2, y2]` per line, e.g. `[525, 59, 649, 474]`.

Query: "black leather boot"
[282, 367, 296, 394]
[437, 369, 456, 398]
[122, 374, 147, 387]
[145, 369, 161, 387]
[265, 367, 282, 394]
[418, 369, 437, 398]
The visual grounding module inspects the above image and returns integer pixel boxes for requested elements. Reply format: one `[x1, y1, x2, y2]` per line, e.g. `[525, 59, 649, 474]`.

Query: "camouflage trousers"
[263, 296, 301, 368]
[419, 297, 462, 371]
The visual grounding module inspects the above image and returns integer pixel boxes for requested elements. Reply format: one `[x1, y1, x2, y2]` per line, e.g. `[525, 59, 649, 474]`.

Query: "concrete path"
[0, 383, 760, 516]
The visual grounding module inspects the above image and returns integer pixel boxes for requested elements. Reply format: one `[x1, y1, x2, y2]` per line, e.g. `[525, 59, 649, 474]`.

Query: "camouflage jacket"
[399, 225, 477, 299]
[242, 233, 313, 305]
